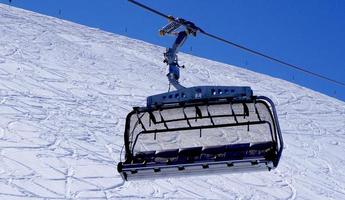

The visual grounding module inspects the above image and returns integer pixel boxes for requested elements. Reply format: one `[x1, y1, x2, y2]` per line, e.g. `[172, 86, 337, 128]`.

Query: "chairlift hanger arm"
[129, 0, 202, 90]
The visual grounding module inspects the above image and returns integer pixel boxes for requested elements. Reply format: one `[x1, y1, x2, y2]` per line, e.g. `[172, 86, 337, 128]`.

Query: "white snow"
[0, 4, 345, 200]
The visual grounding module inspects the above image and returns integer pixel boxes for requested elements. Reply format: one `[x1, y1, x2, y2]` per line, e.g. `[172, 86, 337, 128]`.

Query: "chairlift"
[118, 0, 283, 181]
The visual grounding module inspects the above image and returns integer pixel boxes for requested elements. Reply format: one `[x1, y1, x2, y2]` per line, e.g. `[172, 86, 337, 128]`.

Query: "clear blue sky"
[2, 0, 345, 101]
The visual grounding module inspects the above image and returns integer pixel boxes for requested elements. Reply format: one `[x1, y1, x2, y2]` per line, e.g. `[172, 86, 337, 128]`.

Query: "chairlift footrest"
[118, 159, 274, 181]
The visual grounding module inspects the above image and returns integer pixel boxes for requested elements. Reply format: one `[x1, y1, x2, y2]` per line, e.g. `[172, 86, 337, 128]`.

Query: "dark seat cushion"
[202, 145, 226, 155]
[201, 145, 226, 160]
[226, 143, 250, 151]
[154, 149, 179, 163]
[249, 141, 273, 150]
[225, 143, 250, 160]
[155, 149, 179, 158]
[133, 150, 156, 163]
[178, 147, 203, 162]
[247, 141, 275, 158]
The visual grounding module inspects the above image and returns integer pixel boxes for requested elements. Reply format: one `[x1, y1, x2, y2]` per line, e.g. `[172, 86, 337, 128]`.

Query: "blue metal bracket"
[147, 86, 253, 108]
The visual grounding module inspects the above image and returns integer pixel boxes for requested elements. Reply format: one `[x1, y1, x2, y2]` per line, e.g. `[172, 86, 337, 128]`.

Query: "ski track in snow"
[0, 4, 345, 200]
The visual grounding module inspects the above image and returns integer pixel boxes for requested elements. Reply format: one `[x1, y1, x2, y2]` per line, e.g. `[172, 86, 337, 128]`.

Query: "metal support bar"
[159, 110, 169, 129]
[136, 112, 147, 132]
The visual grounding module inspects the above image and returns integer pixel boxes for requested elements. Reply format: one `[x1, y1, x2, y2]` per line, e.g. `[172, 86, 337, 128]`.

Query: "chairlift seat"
[118, 95, 283, 181]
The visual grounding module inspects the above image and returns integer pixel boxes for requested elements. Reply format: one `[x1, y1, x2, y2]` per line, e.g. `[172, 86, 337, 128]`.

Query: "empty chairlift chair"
[117, 88, 283, 180]
[118, 0, 283, 181]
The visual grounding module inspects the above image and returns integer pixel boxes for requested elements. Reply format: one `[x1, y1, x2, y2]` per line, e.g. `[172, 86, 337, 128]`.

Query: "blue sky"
[2, 0, 345, 101]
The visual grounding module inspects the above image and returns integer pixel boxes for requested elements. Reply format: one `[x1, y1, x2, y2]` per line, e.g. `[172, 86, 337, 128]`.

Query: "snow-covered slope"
[0, 4, 345, 200]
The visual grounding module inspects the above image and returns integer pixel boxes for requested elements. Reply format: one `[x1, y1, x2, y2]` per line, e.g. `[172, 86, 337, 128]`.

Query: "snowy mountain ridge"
[0, 4, 345, 200]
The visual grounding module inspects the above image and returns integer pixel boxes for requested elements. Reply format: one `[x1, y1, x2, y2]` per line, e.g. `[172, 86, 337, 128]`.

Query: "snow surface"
[0, 4, 345, 200]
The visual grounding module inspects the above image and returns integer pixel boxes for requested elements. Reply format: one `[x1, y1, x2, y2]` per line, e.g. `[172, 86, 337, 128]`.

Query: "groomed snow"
[0, 4, 345, 200]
